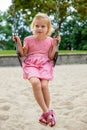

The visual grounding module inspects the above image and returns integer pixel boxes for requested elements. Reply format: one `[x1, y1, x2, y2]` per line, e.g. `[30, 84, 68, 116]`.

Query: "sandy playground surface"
[0, 64, 87, 130]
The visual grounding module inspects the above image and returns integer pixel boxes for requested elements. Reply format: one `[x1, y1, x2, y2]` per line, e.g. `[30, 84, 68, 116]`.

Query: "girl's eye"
[35, 25, 46, 28]
[42, 25, 45, 28]
[35, 25, 39, 28]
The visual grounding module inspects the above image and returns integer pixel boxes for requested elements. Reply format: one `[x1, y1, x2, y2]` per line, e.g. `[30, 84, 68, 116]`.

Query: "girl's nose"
[38, 27, 42, 30]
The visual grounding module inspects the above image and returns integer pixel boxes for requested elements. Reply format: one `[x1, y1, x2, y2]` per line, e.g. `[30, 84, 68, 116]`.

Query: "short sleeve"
[50, 37, 54, 47]
[23, 37, 29, 49]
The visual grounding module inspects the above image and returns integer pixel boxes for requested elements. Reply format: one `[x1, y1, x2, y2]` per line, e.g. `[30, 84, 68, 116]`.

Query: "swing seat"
[53, 51, 58, 66]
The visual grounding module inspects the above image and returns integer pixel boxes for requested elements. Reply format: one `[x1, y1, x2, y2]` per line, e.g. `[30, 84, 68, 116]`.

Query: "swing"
[52, 0, 60, 66]
[12, 0, 60, 67]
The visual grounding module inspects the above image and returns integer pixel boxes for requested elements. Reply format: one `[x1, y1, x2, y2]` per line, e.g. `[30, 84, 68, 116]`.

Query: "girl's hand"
[49, 35, 61, 60]
[53, 35, 61, 46]
[13, 35, 20, 43]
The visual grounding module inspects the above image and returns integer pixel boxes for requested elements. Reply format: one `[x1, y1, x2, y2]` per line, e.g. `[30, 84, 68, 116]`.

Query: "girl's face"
[33, 19, 48, 39]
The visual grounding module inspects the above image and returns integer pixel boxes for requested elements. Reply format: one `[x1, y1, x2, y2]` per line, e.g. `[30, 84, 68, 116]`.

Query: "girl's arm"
[13, 35, 28, 57]
[48, 36, 61, 60]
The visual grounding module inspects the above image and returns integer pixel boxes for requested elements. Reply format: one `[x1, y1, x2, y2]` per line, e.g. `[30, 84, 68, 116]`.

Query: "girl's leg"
[29, 78, 55, 126]
[41, 79, 55, 127]
[41, 80, 50, 108]
[29, 77, 48, 113]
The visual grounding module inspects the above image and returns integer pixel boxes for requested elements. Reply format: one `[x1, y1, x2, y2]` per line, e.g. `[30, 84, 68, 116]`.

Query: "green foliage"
[60, 18, 87, 50]
[72, 0, 87, 20]
[0, 12, 14, 50]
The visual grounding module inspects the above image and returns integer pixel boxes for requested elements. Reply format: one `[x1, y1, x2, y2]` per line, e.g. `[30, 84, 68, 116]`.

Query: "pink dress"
[22, 36, 54, 80]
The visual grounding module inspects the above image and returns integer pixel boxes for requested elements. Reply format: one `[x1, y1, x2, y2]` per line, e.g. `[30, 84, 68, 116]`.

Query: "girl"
[13, 12, 61, 127]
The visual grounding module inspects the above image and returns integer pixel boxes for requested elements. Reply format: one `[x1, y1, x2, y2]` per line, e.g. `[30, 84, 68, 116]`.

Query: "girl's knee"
[41, 80, 49, 88]
[29, 77, 41, 87]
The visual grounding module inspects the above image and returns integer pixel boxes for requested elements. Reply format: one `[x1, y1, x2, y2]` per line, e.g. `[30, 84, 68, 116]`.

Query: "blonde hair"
[30, 12, 54, 36]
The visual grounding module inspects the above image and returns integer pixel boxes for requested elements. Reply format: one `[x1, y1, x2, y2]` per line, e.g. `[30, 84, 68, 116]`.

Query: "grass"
[0, 50, 16, 55]
[0, 50, 87, 56]
[59, 50, 87, 54]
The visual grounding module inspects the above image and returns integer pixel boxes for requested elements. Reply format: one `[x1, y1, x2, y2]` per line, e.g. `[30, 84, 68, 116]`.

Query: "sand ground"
[0, 64, 87, 130]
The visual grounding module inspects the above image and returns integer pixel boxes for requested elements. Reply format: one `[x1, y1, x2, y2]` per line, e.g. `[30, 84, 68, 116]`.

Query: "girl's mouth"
[38, 32, 42, 33]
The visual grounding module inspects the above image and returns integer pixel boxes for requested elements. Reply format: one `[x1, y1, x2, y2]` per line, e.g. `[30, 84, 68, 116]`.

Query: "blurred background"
[0, 0, 87, 54]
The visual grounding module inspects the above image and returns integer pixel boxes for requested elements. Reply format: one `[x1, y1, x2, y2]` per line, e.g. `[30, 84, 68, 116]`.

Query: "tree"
[72, 0, 87, 20]
[10, 0, 71, 29]
[60, 17, 87, 50]
[10, 0, 87, 26]
[0, 11, 13, 49]
[0, 11, 30, 50]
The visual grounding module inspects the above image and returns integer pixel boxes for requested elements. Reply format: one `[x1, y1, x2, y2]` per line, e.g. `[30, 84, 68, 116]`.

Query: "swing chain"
[12, 0, 22, 66]
[52, 0, 60, 66]
[56, 0, 60, 36]
[12, 0, 17, 34]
